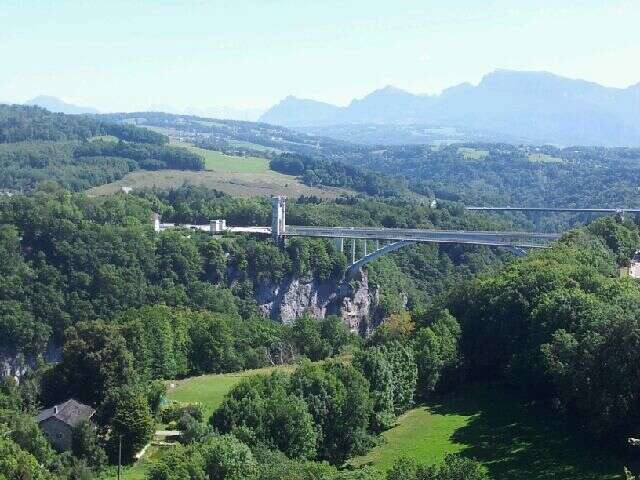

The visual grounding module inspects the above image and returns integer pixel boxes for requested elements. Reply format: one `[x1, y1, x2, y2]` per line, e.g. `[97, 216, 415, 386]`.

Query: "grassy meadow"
[123, 370, 624, 480]
[528, 152, 563, 163]
[166, 364, 296, 419]
[177, 143, 272, 174]
[88, 142, 349, 199]
[351, 384, 623, 480]
[458, 147, 489, 160]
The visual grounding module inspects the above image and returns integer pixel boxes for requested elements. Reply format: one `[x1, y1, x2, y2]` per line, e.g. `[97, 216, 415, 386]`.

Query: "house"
[36, 399, 96, 451]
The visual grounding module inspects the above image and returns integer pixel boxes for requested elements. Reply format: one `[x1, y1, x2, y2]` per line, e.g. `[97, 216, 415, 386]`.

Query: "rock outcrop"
[0, 345, 61, 383]
[254, 269, 380, 335]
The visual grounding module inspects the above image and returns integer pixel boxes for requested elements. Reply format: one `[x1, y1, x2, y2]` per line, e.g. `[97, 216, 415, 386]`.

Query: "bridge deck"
[467, 207, 640, 213]
[284, 226, 559, 248]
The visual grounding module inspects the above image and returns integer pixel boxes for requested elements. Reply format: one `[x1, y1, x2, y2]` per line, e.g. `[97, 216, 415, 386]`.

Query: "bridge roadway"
[467, 207, 640, 214]
[284, 225, 559, 248]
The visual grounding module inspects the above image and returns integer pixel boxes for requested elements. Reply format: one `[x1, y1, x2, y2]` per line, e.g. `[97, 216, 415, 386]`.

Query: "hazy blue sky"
[1, 0, 639, 112]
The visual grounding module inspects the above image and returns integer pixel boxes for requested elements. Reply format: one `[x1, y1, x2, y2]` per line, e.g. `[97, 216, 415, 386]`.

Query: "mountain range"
[260, 70, 640, 146]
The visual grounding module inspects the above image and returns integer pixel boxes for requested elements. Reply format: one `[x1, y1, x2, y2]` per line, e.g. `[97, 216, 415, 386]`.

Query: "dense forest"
[0, 105, 204, 191]
[2, 184, 639, 479]
[0, 185, 505, 479]
[0, 185, 508, 358]
[3, 108, 640, 479]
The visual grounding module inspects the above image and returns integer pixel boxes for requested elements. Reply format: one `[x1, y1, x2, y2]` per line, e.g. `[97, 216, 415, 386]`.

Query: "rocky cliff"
[254, 269, 381, 335]
[0, 345, 61, 383]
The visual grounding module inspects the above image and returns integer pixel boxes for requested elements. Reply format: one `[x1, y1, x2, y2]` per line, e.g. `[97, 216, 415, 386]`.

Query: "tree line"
[0, 105, 204, 192]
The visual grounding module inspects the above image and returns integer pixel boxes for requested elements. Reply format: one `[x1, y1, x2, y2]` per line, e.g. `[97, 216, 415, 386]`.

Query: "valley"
[4, 4, 640, 480]
[2, 90, 640, 480]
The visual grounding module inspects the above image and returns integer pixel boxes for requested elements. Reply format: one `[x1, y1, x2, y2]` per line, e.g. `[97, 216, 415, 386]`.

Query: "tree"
[263, 391, 317, 459]
[429, 454, 489, 480]
[146, 380, 168, 414]
[147, 444, 205, 480]
[200, 434, 256, 480]
[211, 372, 317, 460]
[319, 315, 356, 355]
[156, 231, 203, 286]
[370, 311, 415, 345]
[290, 316, 331, 361]
[384, 342, 417, 415]
[105, 387, 155, 464]
[385, 455, 488, 480]
[322, 362, 374, 463]
[44, 321, 137, 406]
[71, 420, 108, 470]
[0, 435, 55, 480]
[188, 311, 241, 374]
[354, 347, 395, 432]
[414, 311, 460, 397]
[386, 457, 418, 480]
[0, 411, 56, 467]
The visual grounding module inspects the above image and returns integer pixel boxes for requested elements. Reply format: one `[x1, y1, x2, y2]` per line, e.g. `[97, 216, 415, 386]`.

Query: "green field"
[351, 385, 623, 480]
[458, 147, 489, 160]
[89, 135, 119, 142]
[177, 143, 272, 174]
[128, 373, 623, 480]
[121, 365, 293, 480]
[228, 139, 283, 154]
[121, 445, 172, 480]
[88, 141, 350, 199]
[528, 153, 563, 163]
[166, 365, 295, 419]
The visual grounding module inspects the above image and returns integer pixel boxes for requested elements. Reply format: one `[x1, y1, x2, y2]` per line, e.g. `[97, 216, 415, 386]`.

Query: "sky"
[1, 0, 639, 114]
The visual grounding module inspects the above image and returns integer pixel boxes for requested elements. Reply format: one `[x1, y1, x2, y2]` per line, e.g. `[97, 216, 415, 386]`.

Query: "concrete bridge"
[467, 207, 640, 213]
[153, 197, 560, 279]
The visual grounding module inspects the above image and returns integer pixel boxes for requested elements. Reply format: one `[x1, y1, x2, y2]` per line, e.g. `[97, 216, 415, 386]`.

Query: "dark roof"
[37, 399, 95, 428]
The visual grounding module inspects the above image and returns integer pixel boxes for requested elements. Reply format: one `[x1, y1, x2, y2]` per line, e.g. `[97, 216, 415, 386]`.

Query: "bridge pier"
[271, 196, 286, 244]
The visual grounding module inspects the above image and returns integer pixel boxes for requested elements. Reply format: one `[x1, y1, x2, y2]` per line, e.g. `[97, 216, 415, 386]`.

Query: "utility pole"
[117, 435, 122, 480]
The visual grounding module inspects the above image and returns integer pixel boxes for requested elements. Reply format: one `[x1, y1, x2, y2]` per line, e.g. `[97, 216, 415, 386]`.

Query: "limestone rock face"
[0, 345, 60, 383]
[254, 269, 379, 334]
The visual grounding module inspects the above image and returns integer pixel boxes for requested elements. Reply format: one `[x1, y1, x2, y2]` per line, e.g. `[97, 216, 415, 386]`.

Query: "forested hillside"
[0, 185, 510, 479]
[97, 111, 640, 214]
[0, 186, 509, 359]
[2, 186, 640, 479]
[0, 105, 204, 191]
[2, 107, 640, 480]
[445, 217, 640, 443]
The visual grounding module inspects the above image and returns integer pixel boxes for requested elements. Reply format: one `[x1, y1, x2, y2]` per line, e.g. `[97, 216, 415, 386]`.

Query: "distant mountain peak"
[378, 85, 406, 94]
[359, 85, 411, 98]
[24, 95, 99, 114]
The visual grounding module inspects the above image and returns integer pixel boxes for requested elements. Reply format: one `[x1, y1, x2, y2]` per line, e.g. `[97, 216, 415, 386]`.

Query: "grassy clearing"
[166, 365, 295, 419]
[89, 135, 119, 142]
[120, 445, 173, 480]
[87, 169, 349, 199]
[228, 139, 283, 154]
[351, 385, 622, 480]
[458, 147, 489, 160]
[194, 147, 271, 173]
[528, 153, 563, 163]
[87, 139, 350, 198]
